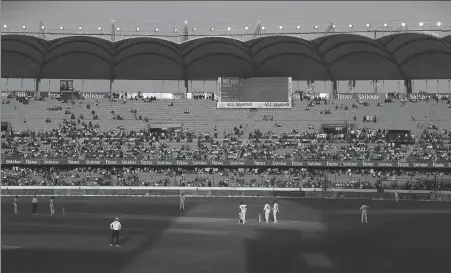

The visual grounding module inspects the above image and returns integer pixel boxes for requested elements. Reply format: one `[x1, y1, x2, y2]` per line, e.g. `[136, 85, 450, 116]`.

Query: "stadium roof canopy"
[2, 33, 451, 81]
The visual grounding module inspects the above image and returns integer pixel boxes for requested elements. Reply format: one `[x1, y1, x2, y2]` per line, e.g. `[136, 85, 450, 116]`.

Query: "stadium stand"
[2, 33, 451, 190]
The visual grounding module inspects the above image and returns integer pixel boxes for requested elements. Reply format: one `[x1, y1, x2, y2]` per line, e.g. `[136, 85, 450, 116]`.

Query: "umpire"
[31, 195, 38, 215]
[109, 217, 122, 247]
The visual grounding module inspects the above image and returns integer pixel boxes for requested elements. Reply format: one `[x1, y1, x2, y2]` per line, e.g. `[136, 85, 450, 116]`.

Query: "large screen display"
[217, 77, 292, 109]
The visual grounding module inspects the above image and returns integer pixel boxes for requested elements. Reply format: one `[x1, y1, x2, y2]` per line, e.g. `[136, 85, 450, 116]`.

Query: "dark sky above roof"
[2, 1, 451, 34]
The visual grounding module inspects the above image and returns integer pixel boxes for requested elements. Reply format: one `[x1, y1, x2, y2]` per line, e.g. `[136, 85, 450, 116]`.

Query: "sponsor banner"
[39, 91, 108, 99]
[306, 93, 330, 100]
[336, 93, 384, 101]
[40, 91, 60, 99]
[405, 93, 451, 101]
[2, 158, 451, 169]
[1, 90, 35, 97]
[187, 92, 214, 99]
[336, 93, 451, 101]
[81, 92, 109, 99]
[216, 101, 291, 109]
[127, 92, 176, 100]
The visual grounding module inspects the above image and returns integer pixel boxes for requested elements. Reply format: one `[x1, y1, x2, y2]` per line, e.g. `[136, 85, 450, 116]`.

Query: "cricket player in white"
[263, 202, 271, 223]
[360, 202, 369, 224]
[272, 200, 279, 223]
[110, 217, 122, 247]
[394, 190, 399, 202]
[239, 202, 247, 224]
[180, 193, 185, 210]
[14, 196, 19, 214]
[50, 197, 55, 216]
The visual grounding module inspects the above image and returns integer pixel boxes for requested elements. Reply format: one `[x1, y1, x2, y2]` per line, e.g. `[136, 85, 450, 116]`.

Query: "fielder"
[14, 196, 19, 214]
[180, 193, 185, 210]
[50, 197, 55, 216]
[263, 202, 271, 223]
[272, 200, 279, 223]
[394, 190, 399, 202]
[360, 202, 369, 224]
[239, 202, 247, 224]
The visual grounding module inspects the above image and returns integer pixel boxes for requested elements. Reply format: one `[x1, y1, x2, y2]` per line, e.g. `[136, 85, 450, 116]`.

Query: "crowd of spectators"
[263, 115, 274, 121]
[408, 126, 451, 161]
[2, 89, 451, 190]
[0, 122, 436, 162]
[110, 91, 158, 102]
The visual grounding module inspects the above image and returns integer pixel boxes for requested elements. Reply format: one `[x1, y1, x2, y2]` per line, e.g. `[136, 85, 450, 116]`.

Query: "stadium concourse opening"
[2, 25, 451, 273]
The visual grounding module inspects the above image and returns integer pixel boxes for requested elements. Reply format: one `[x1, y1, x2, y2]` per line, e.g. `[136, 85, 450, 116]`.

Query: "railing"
[2, 186, 450, 202]
[2, 28, 450, 42]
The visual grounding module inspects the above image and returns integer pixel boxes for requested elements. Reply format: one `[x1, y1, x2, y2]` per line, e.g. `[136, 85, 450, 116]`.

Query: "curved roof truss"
[2, 33, 451, 80]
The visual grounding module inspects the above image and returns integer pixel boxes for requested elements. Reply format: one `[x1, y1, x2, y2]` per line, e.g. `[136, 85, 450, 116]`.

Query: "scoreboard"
[219, 78, 243, 102]
[217, 77, 292, 109]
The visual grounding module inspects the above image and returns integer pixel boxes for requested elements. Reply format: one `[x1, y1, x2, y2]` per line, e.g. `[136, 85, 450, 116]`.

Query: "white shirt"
[239, 204, 247, 213]
[14, 198, 18, 204]
[110, 221, 122, 231]
[273, 203, 279, 212]
[264, 204, 271, 212]
[180, 195, 185, 202]
[32, 197, 38, 204]
[50, 199, 54, 207]
[360, 205, 369, 213]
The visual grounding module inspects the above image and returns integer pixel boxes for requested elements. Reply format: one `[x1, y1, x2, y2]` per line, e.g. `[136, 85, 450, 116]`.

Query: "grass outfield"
[2, 197, 451, 273]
